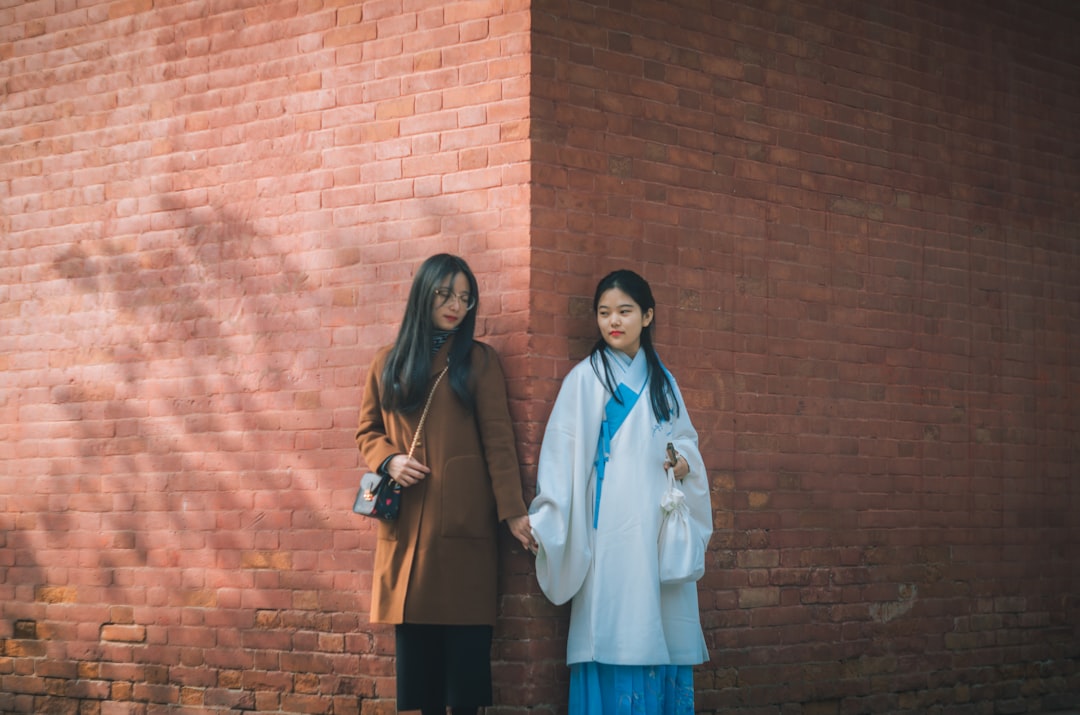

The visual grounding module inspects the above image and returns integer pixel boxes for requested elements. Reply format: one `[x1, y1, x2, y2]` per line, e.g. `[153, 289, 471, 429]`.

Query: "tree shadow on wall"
[19, 196, 384, 709]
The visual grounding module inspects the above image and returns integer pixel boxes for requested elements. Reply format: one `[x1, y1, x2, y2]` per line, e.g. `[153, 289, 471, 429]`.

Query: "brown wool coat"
[356, 338, 528, 626]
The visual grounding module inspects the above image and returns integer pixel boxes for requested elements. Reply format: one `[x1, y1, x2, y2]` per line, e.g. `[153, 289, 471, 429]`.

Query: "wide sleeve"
[355, 349, 401, 473]
[528, 365, 603, 606]
[472, 344, 528, 522]
[667, 379, 713, 548]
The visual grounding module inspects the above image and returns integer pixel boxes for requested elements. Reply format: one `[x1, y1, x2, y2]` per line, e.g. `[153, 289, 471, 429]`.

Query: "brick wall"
[2, 1, 1079, 715]
[1, 1, 531, 713]
[527, 0, 1079, 713]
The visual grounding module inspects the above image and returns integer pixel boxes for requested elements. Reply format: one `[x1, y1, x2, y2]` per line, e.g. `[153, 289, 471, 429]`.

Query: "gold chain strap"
[406, 365, 449, 459]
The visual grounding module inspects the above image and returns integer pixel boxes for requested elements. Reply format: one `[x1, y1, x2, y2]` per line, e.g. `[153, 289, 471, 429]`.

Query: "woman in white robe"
[530, 270, 712, 715]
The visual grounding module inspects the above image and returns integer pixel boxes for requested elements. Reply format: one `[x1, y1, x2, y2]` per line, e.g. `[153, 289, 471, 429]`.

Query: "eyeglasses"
[433, 287, 476, 310]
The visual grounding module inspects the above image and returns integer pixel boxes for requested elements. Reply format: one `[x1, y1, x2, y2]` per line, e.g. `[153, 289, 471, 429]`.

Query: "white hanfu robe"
[530, 348, 712, 667]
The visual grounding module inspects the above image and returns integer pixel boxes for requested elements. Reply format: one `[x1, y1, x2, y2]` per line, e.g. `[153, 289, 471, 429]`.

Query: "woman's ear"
[643, 308, 654, 327]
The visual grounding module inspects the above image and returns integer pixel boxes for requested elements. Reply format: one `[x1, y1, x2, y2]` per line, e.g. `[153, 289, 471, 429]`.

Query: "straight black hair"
[381, 254, 478, 413]
[589, 269, 679, 422]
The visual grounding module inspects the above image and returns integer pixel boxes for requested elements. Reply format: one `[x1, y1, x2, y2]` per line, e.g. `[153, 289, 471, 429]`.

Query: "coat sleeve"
[667, 378, 713, 548]
[355, 349, 402, 474]
[472, 344, 528, 522]
[529, 365, 602, 605]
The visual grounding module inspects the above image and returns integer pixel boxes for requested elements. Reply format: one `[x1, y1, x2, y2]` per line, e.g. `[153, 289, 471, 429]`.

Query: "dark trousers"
[395, 623, 493, 714]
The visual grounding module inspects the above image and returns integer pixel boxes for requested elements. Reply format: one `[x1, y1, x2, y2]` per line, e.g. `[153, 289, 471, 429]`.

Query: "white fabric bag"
[657, 467, 705, 584]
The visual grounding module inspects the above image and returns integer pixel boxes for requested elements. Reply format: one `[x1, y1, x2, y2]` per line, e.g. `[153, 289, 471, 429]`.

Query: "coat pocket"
[440, 455, 495, 539]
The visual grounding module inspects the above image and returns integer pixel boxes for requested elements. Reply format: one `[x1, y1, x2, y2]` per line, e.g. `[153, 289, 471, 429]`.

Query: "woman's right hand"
[506, 515, 537, 554]
[386, 454, 431, 487]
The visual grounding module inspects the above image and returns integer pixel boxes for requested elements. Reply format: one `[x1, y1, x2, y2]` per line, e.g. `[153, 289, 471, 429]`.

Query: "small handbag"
[657, 467, 705, 584]
[354, 366, 448, 521]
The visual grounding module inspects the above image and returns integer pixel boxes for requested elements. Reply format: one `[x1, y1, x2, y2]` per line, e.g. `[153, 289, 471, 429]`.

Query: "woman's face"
[431, 271, 473, 331]
[596, 287, 653, 358]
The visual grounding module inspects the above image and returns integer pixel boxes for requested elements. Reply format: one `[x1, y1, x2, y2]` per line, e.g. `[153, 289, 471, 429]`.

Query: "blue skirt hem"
[569, 662, 695, 715]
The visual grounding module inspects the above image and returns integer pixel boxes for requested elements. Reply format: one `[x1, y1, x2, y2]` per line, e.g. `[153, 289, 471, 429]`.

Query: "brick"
[100, 626, 146, 644]
[34, 587, 76, 604]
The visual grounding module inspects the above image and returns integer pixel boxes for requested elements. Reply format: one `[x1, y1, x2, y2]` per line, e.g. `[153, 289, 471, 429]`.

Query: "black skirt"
[395, 623, 494, 710]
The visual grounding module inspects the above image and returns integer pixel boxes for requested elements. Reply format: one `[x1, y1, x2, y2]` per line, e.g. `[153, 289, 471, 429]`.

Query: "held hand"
[663, 454, 689, 480]
[387, 454, 430, 487]
[506, 515, 537, 553]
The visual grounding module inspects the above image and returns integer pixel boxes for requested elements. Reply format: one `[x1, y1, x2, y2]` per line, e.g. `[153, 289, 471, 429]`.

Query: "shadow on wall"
[8, 195, 387, 707]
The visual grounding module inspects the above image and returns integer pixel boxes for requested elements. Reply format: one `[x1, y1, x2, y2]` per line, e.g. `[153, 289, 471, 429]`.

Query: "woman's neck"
[432, 328, 457, 355]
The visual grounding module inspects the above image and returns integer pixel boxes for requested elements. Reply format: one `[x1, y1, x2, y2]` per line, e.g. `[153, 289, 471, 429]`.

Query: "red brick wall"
[2, 1, 1079, 715]
[1, 1, 532, 714]
[527, 0, 1079, 713]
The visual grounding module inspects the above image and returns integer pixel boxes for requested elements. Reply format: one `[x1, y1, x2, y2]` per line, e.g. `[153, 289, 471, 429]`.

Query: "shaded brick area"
[527, 0, 1080, 713]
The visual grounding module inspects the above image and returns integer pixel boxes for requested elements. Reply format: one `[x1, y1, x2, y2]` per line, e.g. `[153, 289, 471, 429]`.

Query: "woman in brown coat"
[356, 254, 534, 715]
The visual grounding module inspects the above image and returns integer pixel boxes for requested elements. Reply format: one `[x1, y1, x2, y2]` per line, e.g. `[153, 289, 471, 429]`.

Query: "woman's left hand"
[664, 455, 689, 480]
[507, 515, 537, 553]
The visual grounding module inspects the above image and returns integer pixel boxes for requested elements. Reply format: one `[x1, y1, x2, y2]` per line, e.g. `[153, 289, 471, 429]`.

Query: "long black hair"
[589, 269, 680, 422]
[381, 254, 478, 413]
